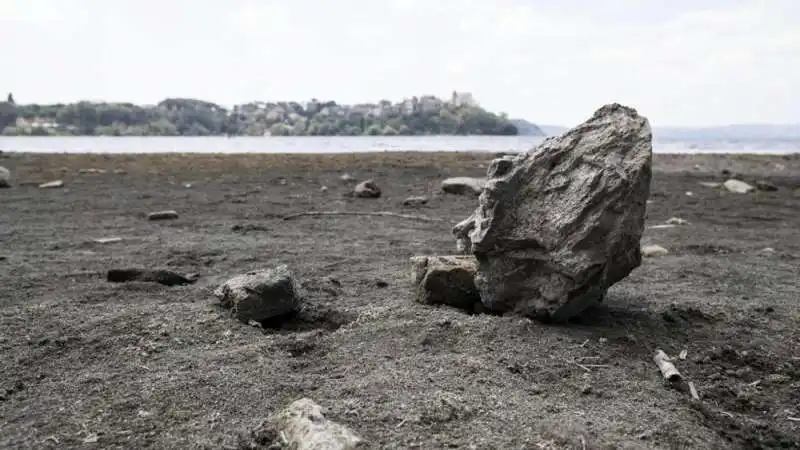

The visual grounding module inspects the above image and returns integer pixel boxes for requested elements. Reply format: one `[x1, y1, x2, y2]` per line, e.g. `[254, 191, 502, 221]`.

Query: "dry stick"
[688, 382, 700, 401]
[282, 211, 445, 223]
[653, 349, 682, 382]
[788, 417, 800, 422]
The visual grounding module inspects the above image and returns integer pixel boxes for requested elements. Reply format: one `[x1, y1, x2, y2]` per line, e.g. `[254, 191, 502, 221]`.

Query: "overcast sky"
[1, 0, 797, 126]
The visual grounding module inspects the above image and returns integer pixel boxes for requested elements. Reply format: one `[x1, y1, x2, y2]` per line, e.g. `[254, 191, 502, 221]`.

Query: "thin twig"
[572, 361, 592, 372]
[788, 417, 800, 422]
[688, 381, 700, 401]
[282, 211, 445, 222]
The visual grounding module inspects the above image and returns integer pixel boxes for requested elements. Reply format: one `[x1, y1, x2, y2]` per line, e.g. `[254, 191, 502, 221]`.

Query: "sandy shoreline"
[1, 151, 798, 448]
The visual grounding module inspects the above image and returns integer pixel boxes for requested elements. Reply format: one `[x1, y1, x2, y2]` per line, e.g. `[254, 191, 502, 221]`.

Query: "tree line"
[0, 93, 519, 137]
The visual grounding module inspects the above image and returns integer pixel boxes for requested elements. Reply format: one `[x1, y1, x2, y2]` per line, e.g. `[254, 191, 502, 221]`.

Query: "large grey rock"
[0, 166, 10, 188]
[410, 255, 481, 312]
[453, 104, 653, 322]
[214, 265, 300, 323]
[269, 398, 362, 450]
[441, 177, 486, 196]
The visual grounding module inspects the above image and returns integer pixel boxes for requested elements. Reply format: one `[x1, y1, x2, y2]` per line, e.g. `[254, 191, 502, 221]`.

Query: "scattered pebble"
[642, 245, 669, 257]
[648, 224, 676, 230]
[666, 217, 689, 225]
[93, 237, 123, 244]
[685, 191, 695, 197]
[340, 173, 354, 183]
[39, 180, 64, 189]
[320, 185, 328, 192]
[402, 196, 429, 207]
[79, 168, 106, 174]
[755, 180, 778, 192]
[698, 181, 721, 188]
[147, 210, 179, 221]
[353, 179, 381, 198]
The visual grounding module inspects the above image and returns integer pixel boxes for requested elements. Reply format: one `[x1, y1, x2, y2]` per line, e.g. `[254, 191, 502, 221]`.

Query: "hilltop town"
[0, 92, 521, 137]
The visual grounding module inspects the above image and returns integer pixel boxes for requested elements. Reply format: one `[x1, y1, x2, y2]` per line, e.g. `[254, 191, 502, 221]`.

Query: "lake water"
[1, 135, 799, 154]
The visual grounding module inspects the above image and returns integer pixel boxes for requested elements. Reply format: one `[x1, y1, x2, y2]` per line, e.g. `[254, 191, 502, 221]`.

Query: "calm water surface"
[1, 136, 799, 154]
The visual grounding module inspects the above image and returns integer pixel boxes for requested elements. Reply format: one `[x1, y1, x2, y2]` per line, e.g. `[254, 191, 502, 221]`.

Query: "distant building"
[450, 91, 477, 107]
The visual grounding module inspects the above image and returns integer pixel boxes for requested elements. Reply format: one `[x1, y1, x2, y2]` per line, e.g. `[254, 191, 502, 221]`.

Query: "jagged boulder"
[453, 104, 653, 322]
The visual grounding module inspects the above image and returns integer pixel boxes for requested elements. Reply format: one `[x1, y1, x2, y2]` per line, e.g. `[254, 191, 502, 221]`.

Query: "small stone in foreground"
[353, 179, 381, 198]
[147, 210, 179, 221]
[107, 268, 197, 286]
[261, 398, 362, 450]
[410, 255, 481, 312]
[666, 217, 689, 225]
[723, 179, 755, 194]
[441, 177, 486, 196]
[39, 180, 64, 189]
[642, 245, 669, 257]
[214, 265, 299, 323]
[698, 181, 721, 188]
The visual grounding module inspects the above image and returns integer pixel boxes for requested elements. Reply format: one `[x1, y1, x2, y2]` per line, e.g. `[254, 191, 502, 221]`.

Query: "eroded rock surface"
[453, 104, 653, 322]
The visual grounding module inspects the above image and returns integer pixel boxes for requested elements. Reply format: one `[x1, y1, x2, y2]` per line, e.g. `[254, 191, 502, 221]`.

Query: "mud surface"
[1, 151, 799, 449]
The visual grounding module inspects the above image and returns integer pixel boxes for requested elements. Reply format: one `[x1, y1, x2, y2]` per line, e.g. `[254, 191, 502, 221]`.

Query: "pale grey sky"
[1, 0, 798, 126]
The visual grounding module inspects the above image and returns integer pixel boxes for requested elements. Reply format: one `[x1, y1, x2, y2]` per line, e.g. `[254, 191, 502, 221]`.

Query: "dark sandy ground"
[1, 151, 799, 449]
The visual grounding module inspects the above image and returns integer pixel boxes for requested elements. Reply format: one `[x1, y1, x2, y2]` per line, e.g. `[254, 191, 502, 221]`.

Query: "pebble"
[147, 210, 179, 221]
[642, 245, 669, 257]
[39, 180, 64, 189]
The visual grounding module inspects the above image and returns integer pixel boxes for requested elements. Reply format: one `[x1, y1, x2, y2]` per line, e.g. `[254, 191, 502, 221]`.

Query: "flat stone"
[39, 180, 64, 189]
[107, 268, 196, 286]
[453, 104, 652, 322]
[755, 180, 778, 192]
[642, 245, 669, 257]
[214, 265, 300, 323]
[723, 179, 755, 194]
[410, 255, 481, 312]
[441, 177, 486, 196]
[402, 196, 429, 206]
[147, 210, 179, 221]
[698, 181, 721, 188]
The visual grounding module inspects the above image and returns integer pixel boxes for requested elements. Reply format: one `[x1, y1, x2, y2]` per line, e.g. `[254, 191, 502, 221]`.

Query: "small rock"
[269, 398, 362, 450]
[79, 168, 106, 174]
[107, 268, 196, 286]
[92, 237, 123, 244]
[147, 210, 179, 221]
[402, 196, 429, 207]
[353, 179, 381, 198]
[642, 245, 669, 257]
[648, 224, 676, 230]
[666, 217, 689, 225]
[755, 180, 778, 192]
[723, 179, 755, 194]
[761, 247, 776, 253]
[320, 185, 328, 192]
[214, 265, 300, 323]
[410, 255, 480, 312]
[0, 166, 10, 188]
[375, 279, 388, 288]
[113, 169, 127, 175]
[39, 180, 64, 189]
[340, 173, 354, 183]
[685, 191, 695, 197]
[183, 183, 192, 188]
[698, 181, 721, 188]
[441, 177, 486, 196]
